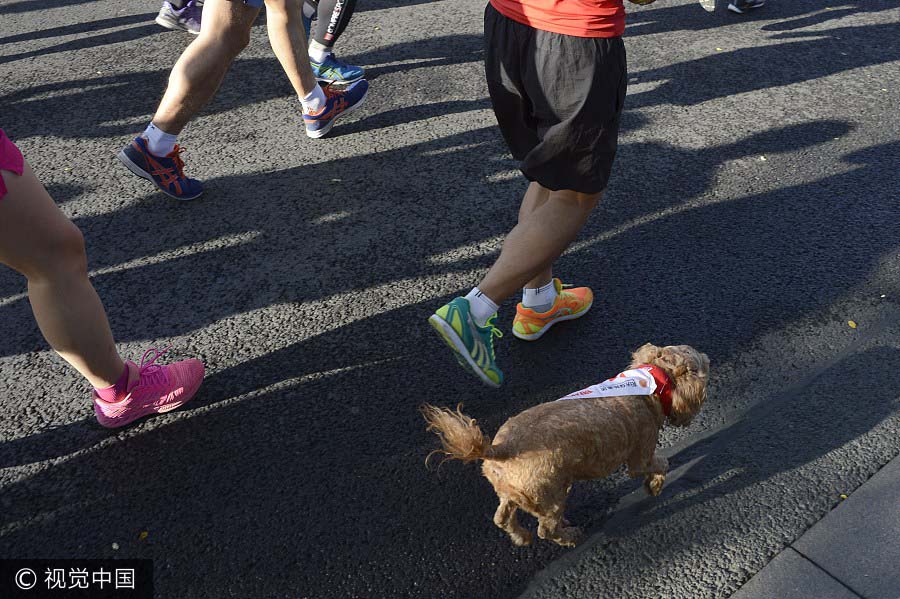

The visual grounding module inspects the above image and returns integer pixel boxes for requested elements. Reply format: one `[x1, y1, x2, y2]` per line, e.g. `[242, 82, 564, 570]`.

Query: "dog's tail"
[420, 404, 500, 465]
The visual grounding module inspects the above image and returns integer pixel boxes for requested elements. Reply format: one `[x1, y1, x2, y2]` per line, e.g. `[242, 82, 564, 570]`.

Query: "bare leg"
[493, 497, 532, 546]
[517, 182, 553, 289]
[151, 0, 261, 134]
[0, 165, 125, 388]
[265, 0, 319, 97]
[478, 184, 601, 303]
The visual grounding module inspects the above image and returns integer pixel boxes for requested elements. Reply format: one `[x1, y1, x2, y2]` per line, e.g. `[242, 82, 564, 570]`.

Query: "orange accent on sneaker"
[141, 143, 188, 196]
[305, 84, 349, 118]
[512, 278, 594, 341]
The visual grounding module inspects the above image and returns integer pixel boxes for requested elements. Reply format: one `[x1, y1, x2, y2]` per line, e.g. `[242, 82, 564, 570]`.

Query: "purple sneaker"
[155, 1, 202, 35]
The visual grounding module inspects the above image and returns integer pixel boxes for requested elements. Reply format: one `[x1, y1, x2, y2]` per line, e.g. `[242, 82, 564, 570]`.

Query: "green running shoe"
[429, 297, 504, 387]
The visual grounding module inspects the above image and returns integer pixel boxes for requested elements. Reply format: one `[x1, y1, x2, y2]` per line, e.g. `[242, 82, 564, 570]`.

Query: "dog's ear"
[669, 373, 707, 426]
[667, 347, 710, 426]
[697, 352, 711, 377]
[630, 343, 663, 367]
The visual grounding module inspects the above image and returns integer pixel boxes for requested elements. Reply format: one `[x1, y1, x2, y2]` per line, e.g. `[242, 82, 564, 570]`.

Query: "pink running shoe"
[93, 348, 205, 428]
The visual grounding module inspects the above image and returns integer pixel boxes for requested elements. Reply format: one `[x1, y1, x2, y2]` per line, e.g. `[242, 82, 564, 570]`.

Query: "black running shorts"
[484, 3, 627, 194]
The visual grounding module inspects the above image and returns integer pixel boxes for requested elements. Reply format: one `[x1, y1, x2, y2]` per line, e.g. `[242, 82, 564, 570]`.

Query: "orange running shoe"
[512, 278, 593, 341]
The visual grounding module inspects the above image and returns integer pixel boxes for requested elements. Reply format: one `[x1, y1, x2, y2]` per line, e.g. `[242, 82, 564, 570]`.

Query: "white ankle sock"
[299, 85, 327, 114]
[143, 122, 177, 156]
[308, 42, 331, 64]
[465, 287, 499, 328]
[522, 280, 557, 313]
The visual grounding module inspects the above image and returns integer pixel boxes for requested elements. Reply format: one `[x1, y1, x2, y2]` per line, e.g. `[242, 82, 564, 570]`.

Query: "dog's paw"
[509, 530, 533, 547]
[644, 473, 665, 496]
[555, 526, 583, 548]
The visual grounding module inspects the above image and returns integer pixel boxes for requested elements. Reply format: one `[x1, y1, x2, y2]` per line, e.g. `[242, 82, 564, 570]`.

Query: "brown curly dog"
[421, 343, 710, 547]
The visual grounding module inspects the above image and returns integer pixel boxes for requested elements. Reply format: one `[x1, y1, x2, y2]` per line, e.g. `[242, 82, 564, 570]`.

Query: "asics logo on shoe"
[137, 143, 183, 194]
[306, 98, 348, 121]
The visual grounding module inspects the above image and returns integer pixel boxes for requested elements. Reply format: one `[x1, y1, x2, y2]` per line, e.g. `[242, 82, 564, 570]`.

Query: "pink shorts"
[0, 129, 25, 201]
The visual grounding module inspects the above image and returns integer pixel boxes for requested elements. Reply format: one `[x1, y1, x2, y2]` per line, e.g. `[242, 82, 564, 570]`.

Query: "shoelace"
[166, 146, 187, 179]
[556, 282, 582, 310]
[321, 83, 340, 100]
[327, 54, 351, 69]
[137, 346, 171, 387]
[483, 316, 503, 360]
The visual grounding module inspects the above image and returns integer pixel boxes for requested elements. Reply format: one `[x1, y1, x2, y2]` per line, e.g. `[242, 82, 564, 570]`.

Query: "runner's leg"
[478, 187, 600, 303]
[264, 0, 368, 137]
[4, 137, 205, 426]
[517, 182, 553, 289]
[0, 163, 125, 389]
[307, 0, 364, 83]
[265, 0, 320, 98]
[428, 6, 624, 383]
[312, 0, 357, 49]
[152, 0, 261, 135]
[120, 0, 260, 199]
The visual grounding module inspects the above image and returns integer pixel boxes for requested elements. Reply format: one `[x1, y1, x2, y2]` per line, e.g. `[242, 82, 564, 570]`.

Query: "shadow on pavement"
[0, 13, 156, 46]
[0, 120, 871, 360]
[1, 2, 899, 596]
[1, 33, 485, 139]
[0, 295, 578, 599]
[2, 137, 898, 599]
[0, 24, 164, 66]
[0, 0, 102, 15]
[625, 0, 896, 37]
[628, 21, 900, 109]
[582, 344, 900, 587]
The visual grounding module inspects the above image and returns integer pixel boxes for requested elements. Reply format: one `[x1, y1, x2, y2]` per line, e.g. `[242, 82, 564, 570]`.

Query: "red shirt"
[490, 0, 625, 38]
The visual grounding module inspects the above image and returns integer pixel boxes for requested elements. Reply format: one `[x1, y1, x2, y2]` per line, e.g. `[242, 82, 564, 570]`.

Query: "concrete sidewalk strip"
[734, 453, 900, 599]
[730, 548, 859, 599]
[792, 454, 900, 599]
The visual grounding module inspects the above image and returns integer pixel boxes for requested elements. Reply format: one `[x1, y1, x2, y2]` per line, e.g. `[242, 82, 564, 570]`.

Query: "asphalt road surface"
[1, 0, 899, 597]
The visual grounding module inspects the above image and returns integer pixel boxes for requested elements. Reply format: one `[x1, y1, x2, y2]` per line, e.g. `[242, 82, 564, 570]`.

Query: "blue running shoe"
[117, 137, 203, 200]
[310, 54, 365, 84]
[428, 297, 504, 387]
[303, 80, 369, 139]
